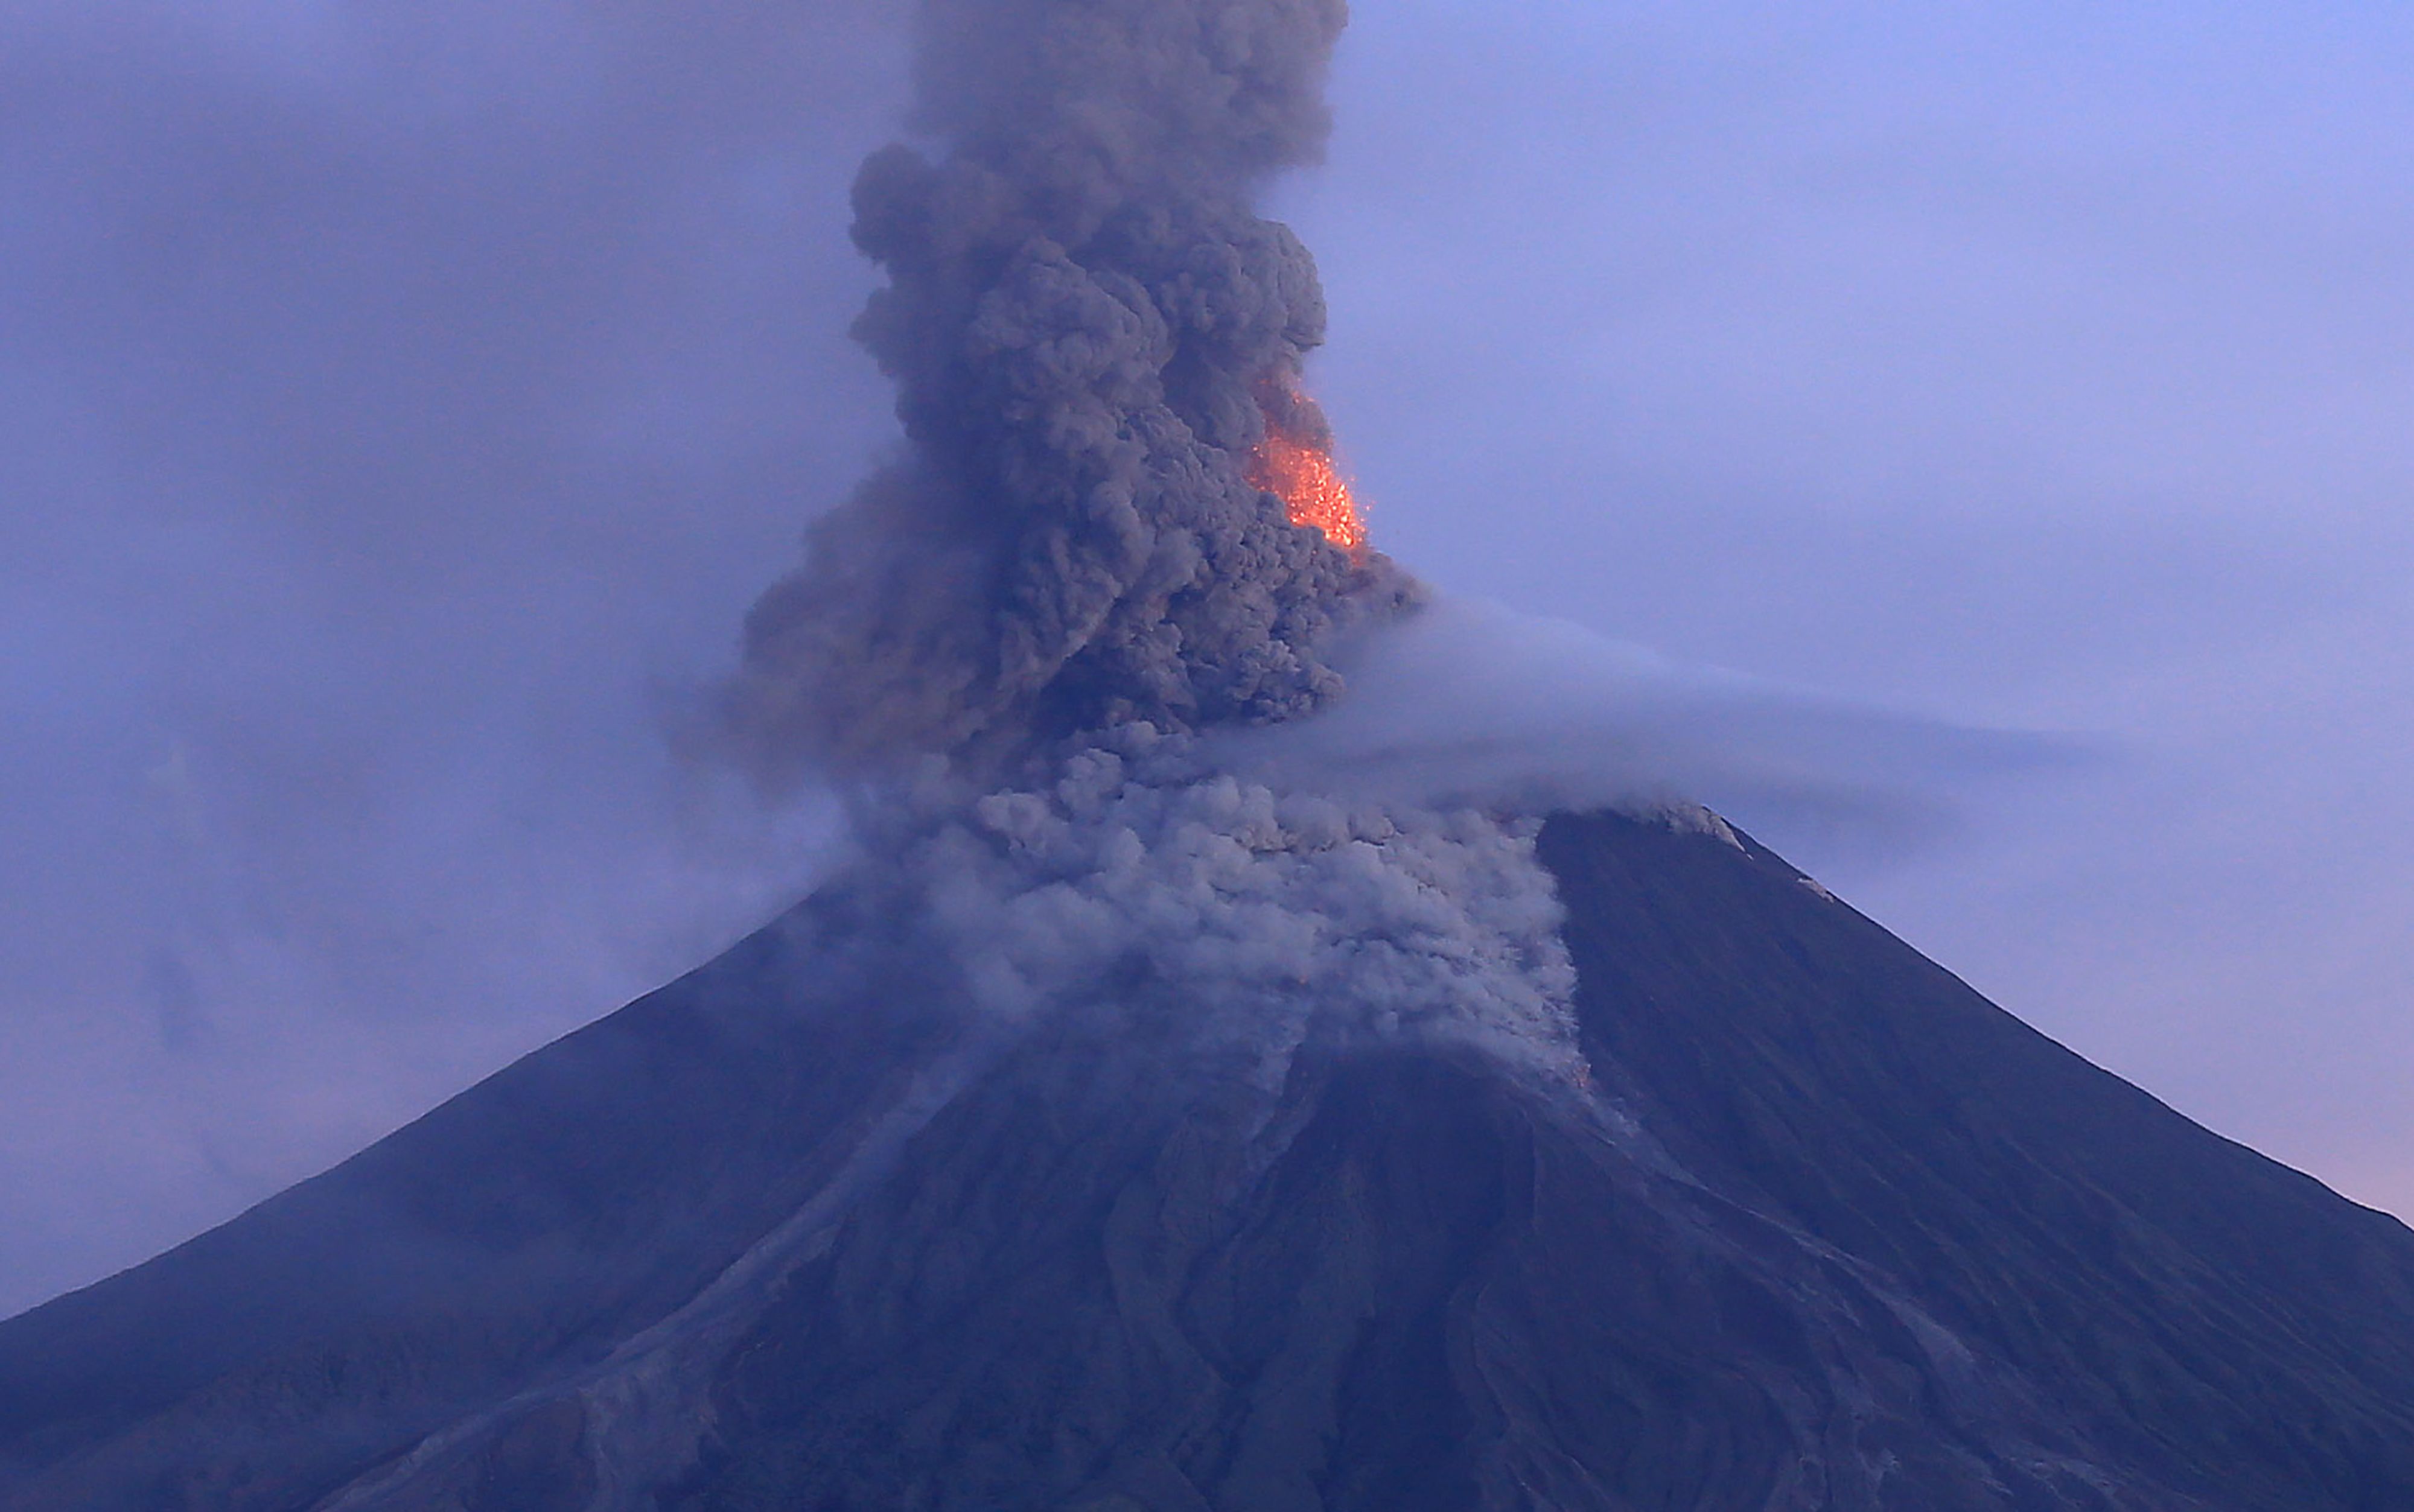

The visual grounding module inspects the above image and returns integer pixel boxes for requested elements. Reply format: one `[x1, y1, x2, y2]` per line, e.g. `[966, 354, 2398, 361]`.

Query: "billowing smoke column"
[728, 0, 1410, 780]
[728, 0, 1585, 1085]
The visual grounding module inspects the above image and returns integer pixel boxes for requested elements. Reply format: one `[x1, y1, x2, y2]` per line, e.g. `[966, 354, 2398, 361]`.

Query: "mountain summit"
[4, 808, 2410, 1511]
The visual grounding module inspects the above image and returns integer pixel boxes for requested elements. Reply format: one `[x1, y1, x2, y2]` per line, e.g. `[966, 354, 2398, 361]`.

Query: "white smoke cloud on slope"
[867, 732, 1585, 1087]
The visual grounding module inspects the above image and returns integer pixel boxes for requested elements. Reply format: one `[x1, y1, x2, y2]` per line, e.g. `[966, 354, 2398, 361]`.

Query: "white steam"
[1212, 594, 2077, 837]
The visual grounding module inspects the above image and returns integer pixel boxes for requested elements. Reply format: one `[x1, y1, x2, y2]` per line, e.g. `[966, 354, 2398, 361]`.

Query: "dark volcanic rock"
[1537, 812, 2414, 1511]
[3, 812, 2412, 1510]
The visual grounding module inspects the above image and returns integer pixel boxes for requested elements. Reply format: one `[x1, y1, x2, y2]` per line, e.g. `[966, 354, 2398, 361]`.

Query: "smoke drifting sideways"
[722, 0, 1413, 781]
[1212, 596, 2085, 858]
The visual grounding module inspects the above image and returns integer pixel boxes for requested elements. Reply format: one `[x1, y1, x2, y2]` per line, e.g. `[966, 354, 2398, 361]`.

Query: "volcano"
[2, 808, 2411, 1511]
[14, 0, 2413, 1505]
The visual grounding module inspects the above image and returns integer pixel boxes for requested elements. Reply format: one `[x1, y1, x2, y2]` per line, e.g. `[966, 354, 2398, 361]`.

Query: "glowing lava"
[1247, 411, 1367, 554]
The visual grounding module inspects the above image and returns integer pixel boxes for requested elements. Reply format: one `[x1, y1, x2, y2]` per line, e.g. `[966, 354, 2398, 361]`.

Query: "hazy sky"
[5, 0, 2411, 1318]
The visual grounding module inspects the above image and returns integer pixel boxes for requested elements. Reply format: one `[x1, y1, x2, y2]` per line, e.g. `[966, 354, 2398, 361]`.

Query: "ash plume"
[708, 0, 2075, 1097]
[709, 0, 1590, 1089]
[725, 0, 1414, 780]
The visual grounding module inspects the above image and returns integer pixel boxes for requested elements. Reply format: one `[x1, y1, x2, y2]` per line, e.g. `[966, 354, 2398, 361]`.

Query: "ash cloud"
[868, 732, 1585, 1085]
[725, 0, 1415, 780]
[705, 0, 1587, 1099]
[702, 0, 2078, 1107]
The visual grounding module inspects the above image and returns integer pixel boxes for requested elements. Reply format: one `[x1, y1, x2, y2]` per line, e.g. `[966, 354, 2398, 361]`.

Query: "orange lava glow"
[1248, 416, 1366, 554]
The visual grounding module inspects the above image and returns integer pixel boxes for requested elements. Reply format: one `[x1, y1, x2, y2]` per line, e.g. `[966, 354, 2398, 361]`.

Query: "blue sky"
[2, 0, 2409, 1317]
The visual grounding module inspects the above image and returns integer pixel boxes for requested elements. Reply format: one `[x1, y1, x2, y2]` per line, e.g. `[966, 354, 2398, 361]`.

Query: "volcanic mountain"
[2, 807, 2411, 1511]
[14, 0, 2413, 1505]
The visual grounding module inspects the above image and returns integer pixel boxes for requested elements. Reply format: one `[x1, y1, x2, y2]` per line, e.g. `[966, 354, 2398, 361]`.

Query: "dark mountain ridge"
[4, 810, 2411, 1511]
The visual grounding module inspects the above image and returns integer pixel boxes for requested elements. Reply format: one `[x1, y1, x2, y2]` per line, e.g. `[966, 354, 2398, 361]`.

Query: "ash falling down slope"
[7, 1, 2414, 1508]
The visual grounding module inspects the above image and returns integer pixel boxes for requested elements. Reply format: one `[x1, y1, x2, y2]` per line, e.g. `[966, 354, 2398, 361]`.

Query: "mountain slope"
[2, 812, 2410, 1511]
[1537, 812, 2414, 1509]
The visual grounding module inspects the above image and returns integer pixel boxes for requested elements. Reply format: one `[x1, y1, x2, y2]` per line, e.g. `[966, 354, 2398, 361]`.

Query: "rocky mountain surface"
[4, 810, 2412, 1511]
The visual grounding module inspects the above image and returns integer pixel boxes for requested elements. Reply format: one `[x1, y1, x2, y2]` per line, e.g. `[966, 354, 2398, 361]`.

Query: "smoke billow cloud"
[699, 0, 1613, 1084]
[880, 733, 1584, 1081]
[725, 0, 1415, 778]
[709, 0, 2092, 1100]
[716, 0, 2080, 1094]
